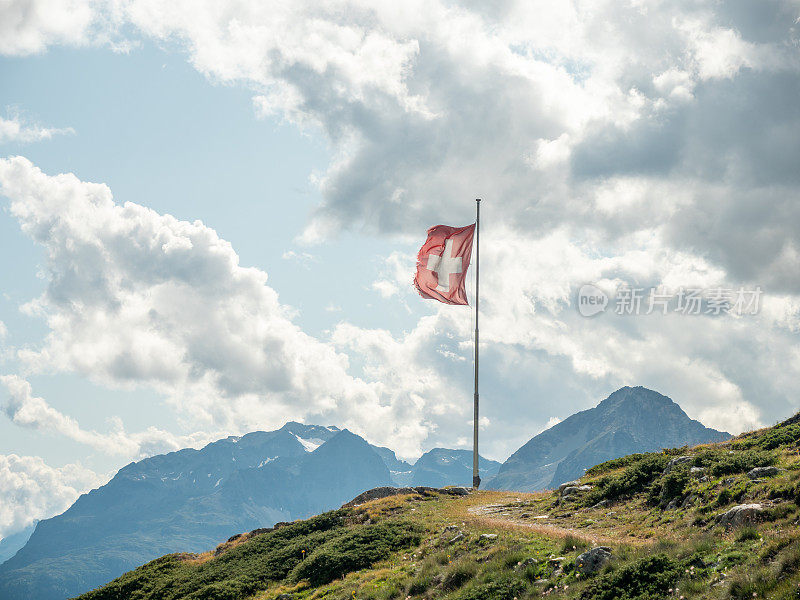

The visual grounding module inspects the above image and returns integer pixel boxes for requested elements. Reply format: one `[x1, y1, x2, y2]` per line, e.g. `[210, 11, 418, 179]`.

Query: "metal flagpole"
[473, 198, 481, 489]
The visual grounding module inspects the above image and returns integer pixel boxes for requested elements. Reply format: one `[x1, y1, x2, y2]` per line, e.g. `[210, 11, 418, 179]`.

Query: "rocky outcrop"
[664, 456, 693, 474]
[747, 466, 779, 479]
[717, 504, 764, 527]
[558, 480, 581, 493]
[561, 485, 593, 497]
[575, 547, 612, 575]
[343, 486, 470, 507]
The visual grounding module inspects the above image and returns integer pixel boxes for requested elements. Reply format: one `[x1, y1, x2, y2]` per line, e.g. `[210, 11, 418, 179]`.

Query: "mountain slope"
[0, 425, 383, 600]
[0, 422, 497, 600]
[371, 446, 414, 485]
[411, 448, 501, 487]
[488, 386, 730, 491]
[0, 522, 36, 566]
[75, 409, 800, 600]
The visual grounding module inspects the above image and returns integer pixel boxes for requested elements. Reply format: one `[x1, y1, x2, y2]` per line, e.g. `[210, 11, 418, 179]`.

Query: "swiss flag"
[414, 223, 476, 305]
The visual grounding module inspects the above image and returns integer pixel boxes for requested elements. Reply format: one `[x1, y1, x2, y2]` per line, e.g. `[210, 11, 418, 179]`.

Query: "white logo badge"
[578, 284, 608, 317]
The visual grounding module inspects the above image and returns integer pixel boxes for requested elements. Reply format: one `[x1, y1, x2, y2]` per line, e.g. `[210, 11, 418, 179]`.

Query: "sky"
[1, 0, 800, 542]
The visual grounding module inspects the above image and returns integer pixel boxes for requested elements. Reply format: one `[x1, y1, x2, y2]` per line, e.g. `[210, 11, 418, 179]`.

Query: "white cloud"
[281, 249, 316, 269]
[0, 453, 103, 539]
[2, 0, 800, 448]
[96, 0, 800, 306]
[0, 157, 467, 458]
[371, 250, 415, 299]
[0, 0, 98, 55]
[371, 280, 398, 298]
[544, 416, 562, 430]
[0, 112, 74, 144]
[0, 374, 217, 459]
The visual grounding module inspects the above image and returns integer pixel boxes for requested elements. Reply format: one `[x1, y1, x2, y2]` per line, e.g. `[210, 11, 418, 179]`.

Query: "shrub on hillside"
[739, 419, 800, 451]
[583, 454, 670, 505]
[715, 483, 748, 507]
[695, 448, 776, 477]
[586, 448, 687, 478]
[585, 453, 650, 477]
[579, 554, 683, 600]
[291, 521, 422, 586]
[648, 465, 690, 507]
[455, 572, 526, 600]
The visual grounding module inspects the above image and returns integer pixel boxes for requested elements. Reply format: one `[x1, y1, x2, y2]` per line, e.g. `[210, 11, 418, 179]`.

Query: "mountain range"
[0, 422, 500, 600]
[72, 407, 800, 600]
[487, 386, 731, 491]
[0, 386, 731, 599]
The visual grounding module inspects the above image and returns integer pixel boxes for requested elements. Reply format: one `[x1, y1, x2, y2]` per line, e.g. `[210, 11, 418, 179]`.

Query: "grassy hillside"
[77, 412, 800, 600]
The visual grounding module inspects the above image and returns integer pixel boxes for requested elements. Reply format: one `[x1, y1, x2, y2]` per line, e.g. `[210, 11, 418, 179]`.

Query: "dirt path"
[464, 499, 655, 547]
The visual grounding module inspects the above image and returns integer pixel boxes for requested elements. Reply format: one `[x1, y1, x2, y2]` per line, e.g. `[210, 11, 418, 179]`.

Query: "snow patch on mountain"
[293, 435, 323, 452]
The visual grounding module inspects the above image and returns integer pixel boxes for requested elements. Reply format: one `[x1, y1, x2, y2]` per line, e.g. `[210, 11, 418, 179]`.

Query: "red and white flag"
[414, 223, 476, 305]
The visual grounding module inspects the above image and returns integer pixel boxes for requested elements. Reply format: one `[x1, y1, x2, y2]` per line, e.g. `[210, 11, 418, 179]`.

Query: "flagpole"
[473, 198, 481, 489]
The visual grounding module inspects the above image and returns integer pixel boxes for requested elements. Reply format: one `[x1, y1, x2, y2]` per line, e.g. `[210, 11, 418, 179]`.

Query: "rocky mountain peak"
[487, 386, 730, 492]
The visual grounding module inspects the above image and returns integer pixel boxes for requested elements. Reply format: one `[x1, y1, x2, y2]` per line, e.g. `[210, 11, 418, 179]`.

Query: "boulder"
[747, 466, 779, 480]
[480, 533, 498, 540]
[690, 467, 705, 477]
[558, 481, 582, 494]
[664, 456, 693, 474]
[444, 486, 472, 496]
[575, 547, 612, 575]
[717, 504, 764, 527]
[561, 485, 593, 496]
[449, 532, 464, 544]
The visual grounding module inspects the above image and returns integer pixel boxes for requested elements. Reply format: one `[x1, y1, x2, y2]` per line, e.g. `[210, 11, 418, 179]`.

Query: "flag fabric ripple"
[414, 223, 475, 305]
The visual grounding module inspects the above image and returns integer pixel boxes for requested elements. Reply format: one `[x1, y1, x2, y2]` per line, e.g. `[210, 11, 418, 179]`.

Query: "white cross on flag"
[414, 223, 476, 305]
